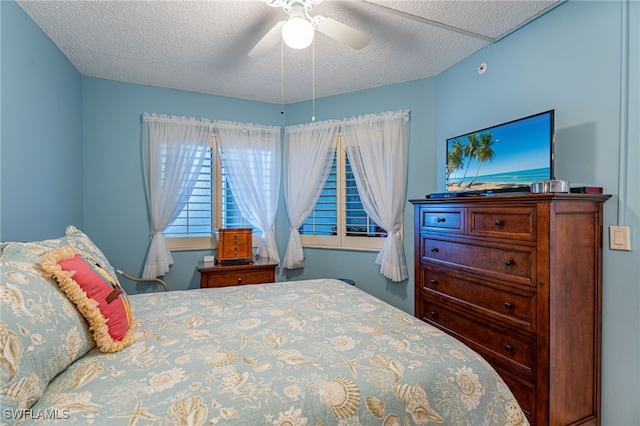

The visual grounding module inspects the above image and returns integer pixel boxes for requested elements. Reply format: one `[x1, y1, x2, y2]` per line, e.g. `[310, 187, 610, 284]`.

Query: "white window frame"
[166, 136, 261, 251]
[300, 135, 387, 252]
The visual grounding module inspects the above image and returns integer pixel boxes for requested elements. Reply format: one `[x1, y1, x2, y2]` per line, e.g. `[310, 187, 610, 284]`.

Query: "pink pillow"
[41, 245, 135, 352]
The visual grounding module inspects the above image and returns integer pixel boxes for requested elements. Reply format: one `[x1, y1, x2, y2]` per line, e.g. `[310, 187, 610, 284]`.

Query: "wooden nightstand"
[197, 258, 278, 288]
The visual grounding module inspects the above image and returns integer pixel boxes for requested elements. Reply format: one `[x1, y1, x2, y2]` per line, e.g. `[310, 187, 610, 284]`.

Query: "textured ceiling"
[16, 0, 561, 104]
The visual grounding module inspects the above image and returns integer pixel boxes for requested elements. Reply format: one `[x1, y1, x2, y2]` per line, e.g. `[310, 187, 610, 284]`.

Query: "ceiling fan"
[248, 0, 372, 58]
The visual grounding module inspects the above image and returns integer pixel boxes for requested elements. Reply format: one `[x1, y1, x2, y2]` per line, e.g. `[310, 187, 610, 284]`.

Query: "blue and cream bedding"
[1, 228, 527, 425]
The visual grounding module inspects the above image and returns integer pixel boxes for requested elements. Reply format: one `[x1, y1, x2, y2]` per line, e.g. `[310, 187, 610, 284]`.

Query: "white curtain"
[142, 113, 213, 278]
[283, 120, 340, 269]
[342, 110, 411, 282]
[216, 121, 281, 262]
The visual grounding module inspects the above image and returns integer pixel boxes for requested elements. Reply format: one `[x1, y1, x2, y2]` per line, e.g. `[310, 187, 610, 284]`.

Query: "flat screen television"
[446, 109, 555, 194]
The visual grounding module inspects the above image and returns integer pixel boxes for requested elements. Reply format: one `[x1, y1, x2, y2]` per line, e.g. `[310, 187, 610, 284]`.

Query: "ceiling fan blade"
[313, 16, 371, 50]
[248, 21, 285, 58]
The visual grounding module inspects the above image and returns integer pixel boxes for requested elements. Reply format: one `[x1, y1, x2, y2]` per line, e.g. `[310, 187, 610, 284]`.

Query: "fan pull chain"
[312, 38, 316, 122]
[280, 39, 285, 115]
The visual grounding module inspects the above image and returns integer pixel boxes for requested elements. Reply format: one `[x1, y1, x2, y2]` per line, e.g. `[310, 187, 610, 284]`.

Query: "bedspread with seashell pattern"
[24, 279, 527, 425]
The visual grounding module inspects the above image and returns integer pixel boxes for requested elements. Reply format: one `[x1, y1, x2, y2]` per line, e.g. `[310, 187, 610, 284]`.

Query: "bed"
[1, 227, 527, 425]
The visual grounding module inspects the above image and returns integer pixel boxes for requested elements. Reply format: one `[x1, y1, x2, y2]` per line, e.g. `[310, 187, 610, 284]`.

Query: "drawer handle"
[505, 344, 513, 352]
[504, 259, 513, 266]
[494, 219, 503, 226]
[237, 277, 242, 284]
[430, 247, 439, 253]
[430, 311, 438, 317]
[436, 217, 446, 223]
[504, 302, 513, 309]
[429, 279, 438, 284]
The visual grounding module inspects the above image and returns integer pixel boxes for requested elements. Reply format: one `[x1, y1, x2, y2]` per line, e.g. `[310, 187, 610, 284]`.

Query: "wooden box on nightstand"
[198, 258, 278, 288]
[215, 228, 253, 265]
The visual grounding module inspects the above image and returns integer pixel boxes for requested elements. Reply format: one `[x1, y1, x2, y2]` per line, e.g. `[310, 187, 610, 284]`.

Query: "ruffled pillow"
[41, 245, 135, 352]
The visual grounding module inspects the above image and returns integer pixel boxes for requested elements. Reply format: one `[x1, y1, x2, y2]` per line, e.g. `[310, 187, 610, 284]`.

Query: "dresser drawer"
[419, 207, 464, 234]
[494, 366, 535, 423]
[420, 299, 535, 377]
[421, 238, 536, 287]
[420, 266, 535, 330]
[468, 206, 536, 241]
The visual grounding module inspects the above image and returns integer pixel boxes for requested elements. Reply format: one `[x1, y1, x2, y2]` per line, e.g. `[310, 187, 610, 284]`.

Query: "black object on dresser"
[411, 193, 610, 426]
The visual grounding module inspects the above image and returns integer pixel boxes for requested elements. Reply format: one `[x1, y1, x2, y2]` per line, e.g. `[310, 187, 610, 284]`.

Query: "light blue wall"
[81, 78, 284, 291]
[81, 76, 435, 308]
[278, 80, 436, 312]
[0, 1, 84, 240]
[2, 1, 638, 423]
[434, 1, 640, 424]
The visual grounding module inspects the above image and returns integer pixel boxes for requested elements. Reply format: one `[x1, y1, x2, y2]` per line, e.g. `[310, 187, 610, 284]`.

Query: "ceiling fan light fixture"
[282, 16, 314, 49]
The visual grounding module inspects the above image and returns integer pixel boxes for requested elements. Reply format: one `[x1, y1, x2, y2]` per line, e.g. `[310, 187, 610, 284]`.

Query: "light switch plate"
[609, 226, 631, 251]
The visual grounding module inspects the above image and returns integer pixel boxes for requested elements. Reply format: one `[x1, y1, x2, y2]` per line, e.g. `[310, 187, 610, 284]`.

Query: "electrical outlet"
[609, 226, 631, 251]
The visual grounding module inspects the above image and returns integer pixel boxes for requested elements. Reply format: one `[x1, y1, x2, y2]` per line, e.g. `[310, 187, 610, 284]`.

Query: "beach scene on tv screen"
[446, 112, 552, 193]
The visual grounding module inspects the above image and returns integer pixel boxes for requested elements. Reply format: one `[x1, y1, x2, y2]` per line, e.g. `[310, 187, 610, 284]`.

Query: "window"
[300, 136, 387, 251]
[164, 137, 258, 251]
[164, 147, 213, 239]
[220, 164, 255, 230]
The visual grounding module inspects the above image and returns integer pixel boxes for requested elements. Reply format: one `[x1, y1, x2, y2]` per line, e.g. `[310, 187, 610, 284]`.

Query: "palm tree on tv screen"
[456, 133, 480, 186]
[447, 138, 465, 185]
[468, 132, 497, 188]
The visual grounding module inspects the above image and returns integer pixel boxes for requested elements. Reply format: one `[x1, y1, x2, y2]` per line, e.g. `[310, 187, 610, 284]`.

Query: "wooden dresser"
[198, 258, 278, 288]
[411, 193, 610, 425]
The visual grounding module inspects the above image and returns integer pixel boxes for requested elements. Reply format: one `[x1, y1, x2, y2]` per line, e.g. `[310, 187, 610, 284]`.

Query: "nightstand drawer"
[198, 260, 277, 288]
[202, 269, 273, 287]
